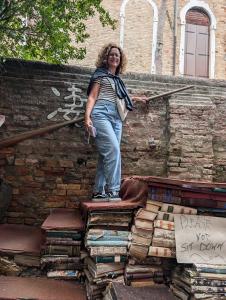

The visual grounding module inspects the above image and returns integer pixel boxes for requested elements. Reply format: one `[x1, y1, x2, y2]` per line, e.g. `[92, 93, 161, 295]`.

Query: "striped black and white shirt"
[94, 77, 117, 103]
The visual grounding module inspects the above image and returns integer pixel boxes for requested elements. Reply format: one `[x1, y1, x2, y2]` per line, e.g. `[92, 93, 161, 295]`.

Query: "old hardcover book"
[126, 272, 164, 280]
[132, 233, 152, 246]
[136, 208, 157, 221]
[148, 246, 176, 258]
[85, 257, 125, 278]
[156, 211, 174, 221]
[94, 255, 127, 264]
[14, 254, 40, 267]
[87, 229, 130, 240]
[44, 244, 81, 256]
[146, 200, 162, 213]
[153, 228, 175, 240]
[89, 212, 132, 223]
[154, 219, 175, 230]
[184, 276, 226, 287]
[125, 264, 163, 274]
[128, 256, 162, 266]
[131, 225, 153, 237]
[191, 285, 226, 293]
[86, 240, 129, 247]
[46, 230, 82, 240]
[194, 263, 226, 274]
[47, 269, 80, 279]
[152, 237, 176, 248]
[89, 246, 127, 257]
[41, 256, 80, 264]
[161, 203, 197, 215]
[45, 239, 81, 246]
[134, 219, 154, 231]
[197, 273, 226, 280]
[129, 243, 148, 260]
[87, 221, 129, 227]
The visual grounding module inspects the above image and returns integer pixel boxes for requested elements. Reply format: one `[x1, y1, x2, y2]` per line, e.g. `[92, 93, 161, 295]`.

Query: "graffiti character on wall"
[47, 84, 86, 121]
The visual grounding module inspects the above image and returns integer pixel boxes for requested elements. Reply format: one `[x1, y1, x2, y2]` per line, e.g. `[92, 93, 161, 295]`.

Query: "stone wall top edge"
[1, 58, 226, 88]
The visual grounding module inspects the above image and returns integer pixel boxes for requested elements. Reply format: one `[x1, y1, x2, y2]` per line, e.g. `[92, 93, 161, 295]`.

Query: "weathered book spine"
[47, 270, 80, 279]
[94, 256, 127, 264]
[126, 272, 164, 280]
[44, 245, 80, 256]
[131, 233, 152, 246]
[129, 243, 148, 260]
[161, 203, 197, 215]
[45, 239, 81, 246]
[190, 277, 226, 287]
[89, 215, 132, 223]
[152, 237, 176, 248]
[46, 231, 81, 240]
[87, 229, 130, 237]
[156, 211, 174, 221]
[86, 240, 129, 247]
[41, 256, 80, 264]
[154, 219, 175, 230]
[153, 228, 175, 240]
[86, 235, 130, 241]
[136, 208, 157, 221]
[191, 285, 226, 293]
[131, 225, 153, 237]
[148, 246, 176, 258]
[134, 219, 154, 230]
[194, 264, 226, 274]
[89, 246, 127, 257]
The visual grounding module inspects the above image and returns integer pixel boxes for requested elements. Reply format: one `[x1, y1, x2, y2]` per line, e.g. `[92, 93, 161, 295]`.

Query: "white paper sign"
[174, 214, 226, 264]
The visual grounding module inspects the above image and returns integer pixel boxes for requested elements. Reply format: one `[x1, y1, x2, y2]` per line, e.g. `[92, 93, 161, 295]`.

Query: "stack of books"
[171, 264, 226, 299]
[148, 203, 197, 259]
[83, 207, 134, 300]
[41, 208, 84, 281]
[128, 201, 198, 287]
[125, 256, 164, 287]
[129, 200, 162, 260]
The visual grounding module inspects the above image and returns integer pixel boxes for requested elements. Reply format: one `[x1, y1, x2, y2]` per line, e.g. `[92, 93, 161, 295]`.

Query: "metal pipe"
[0, 117, 84, 149]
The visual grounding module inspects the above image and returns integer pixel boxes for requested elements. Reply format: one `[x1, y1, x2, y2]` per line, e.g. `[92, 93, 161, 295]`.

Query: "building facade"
[72, 0, 225, 79]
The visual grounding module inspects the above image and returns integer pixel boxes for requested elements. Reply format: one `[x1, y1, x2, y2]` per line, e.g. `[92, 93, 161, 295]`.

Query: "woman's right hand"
[84, 116, 93, 131]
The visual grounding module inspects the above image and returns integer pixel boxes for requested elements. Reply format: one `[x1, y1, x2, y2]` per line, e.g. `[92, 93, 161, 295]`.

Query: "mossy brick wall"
[0, 60, 168, 225]
[0, 59, 226, 225]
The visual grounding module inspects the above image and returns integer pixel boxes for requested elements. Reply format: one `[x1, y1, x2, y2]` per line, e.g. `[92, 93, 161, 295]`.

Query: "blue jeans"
[91, 100, 122, 193]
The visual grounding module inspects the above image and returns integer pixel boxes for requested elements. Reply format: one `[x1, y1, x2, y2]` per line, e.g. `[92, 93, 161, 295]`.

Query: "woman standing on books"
[85, 43, 133, 202]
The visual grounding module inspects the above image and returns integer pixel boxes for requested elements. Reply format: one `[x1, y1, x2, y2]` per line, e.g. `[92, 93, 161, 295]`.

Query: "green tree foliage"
[0, 0, 116, 63]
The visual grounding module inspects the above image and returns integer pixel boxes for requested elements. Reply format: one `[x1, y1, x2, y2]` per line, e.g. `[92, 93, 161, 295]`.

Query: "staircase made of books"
[41, 208, 85, 281]
[79, 203, 136, 299]
[82, 205, 134, 300]
[128, 200, 196, 287]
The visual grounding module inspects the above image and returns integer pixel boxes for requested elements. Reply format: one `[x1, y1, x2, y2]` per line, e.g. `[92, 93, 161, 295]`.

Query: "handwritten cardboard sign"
[174, 214, 226, 264]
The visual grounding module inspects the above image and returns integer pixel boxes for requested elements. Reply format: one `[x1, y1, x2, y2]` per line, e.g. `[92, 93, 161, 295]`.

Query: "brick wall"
[0, 60, 226, 225]
[72, 0, 226, 79]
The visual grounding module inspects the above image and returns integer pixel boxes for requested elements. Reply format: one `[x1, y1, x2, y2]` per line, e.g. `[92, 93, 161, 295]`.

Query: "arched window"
[120, 0, 158, 74]
[179, 1, 216, 79]
[184, 8, 210, 77]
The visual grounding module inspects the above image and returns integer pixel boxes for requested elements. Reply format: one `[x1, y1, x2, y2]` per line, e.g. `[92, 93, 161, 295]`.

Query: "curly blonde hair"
[95, 43, 127, 75]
